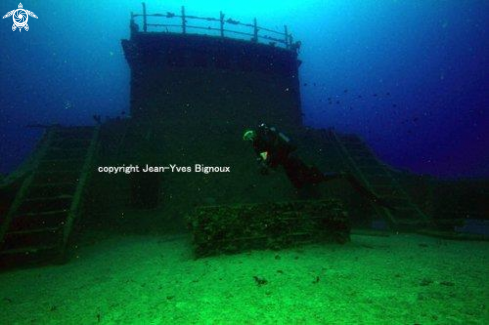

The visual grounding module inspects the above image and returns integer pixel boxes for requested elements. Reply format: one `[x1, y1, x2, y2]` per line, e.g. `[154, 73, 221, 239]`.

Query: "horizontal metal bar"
[258, 35, 286, 44]
[256, 26, 286, 36]
[132, 9, 296, 50]
[185, 25, 220, 31]
[137, 13, 220, 23]
[218, 29, 254, 38]
[133, 12, 286, 37]
[146, 23, 182, 28]
[146, 24, 255, 39]
[185, 25, 254, 38]
[134, 13, 174, 18]
[188, 15, 220, 22]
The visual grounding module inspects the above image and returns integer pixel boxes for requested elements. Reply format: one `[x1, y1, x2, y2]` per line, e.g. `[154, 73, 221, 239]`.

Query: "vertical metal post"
[181, 6, 186, 34]
[130, 12, 135, 38]
[253, 18, 258, 42]
[284, 25, 289, 48]
[142, 3, 147, 32]
[220, 11, 224, 37]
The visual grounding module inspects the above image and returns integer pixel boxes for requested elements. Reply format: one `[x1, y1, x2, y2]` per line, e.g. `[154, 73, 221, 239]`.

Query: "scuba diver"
[243, 123, 392, 209]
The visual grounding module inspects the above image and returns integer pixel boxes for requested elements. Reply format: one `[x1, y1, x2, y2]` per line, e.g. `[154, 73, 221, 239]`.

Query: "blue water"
[1, 0, 487, 177]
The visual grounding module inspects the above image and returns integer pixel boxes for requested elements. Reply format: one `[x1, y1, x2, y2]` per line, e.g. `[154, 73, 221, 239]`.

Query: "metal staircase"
[323, 129, 429, 231]
[0, 126, 99, 265]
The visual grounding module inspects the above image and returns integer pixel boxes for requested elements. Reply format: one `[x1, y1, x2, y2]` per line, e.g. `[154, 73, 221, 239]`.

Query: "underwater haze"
[1, 2, 488, 324]
[0, 0, 488, 178]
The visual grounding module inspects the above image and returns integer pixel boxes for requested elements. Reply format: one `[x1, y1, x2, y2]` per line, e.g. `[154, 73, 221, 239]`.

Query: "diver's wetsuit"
[250, 124, 390, 208]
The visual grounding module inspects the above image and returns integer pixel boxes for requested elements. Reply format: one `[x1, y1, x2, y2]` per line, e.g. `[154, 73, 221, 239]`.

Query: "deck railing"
[130, 3, 301, 51]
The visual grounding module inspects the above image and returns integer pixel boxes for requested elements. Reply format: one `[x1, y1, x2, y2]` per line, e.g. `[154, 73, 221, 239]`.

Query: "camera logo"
[3, 3, 38, 32]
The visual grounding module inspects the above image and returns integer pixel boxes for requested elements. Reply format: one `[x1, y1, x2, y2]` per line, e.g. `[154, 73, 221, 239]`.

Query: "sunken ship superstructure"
[0, 5, 487, 266]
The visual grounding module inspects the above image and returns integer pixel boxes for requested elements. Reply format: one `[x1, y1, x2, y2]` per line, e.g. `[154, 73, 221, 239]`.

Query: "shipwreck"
[0, 4, 487, 267]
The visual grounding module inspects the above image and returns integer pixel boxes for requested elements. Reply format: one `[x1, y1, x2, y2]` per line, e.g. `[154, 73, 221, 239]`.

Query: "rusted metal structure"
[122, 4, 303, 127]
[0, 4, 487, 266]
[189, 199, 350, 257]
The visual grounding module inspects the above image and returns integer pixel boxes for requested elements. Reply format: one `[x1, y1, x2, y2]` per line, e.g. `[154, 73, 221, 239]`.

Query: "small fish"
[63, 100, 74, 110]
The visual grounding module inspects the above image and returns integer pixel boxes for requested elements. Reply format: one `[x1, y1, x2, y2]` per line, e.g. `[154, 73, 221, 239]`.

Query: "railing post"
[130, 12, 135, 38]
[220, 11, 224, 37]
[253, 18, 258, 43]
[284, 25, 289, 49]
[142, 2, 147, 32]
[181, 6, 186, 34]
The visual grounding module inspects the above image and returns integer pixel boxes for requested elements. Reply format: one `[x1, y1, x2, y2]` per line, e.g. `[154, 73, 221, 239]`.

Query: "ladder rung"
[369, 178, 393, 183]
[395, 219, 426, 225]
[434, 218, 466, 225]
[372, 184, 395, 189]
[0, 245, 59, 255]
[36, 170, 80, 175]
[47, 147, 87, 152]
[382, 195, 411, 200]
[372, 189, 396, 195]
[51, 138, 91, 143]
[392, 206, 415, 211]
[30, 182, 75, 188]
[24, 195, 73, 202]
[371, 183, 395, 188]
[8, 227, 60, 235]
[40, 158, 84, 163]
[55, 127, 93, 133]
[53, 134, 93, 139]
[19, 209, 69, 217]
[438, 210, 480, 216]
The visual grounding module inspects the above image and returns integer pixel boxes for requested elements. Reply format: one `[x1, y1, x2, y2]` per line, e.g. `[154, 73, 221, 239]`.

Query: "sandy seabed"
[1, 232, 488, 325]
